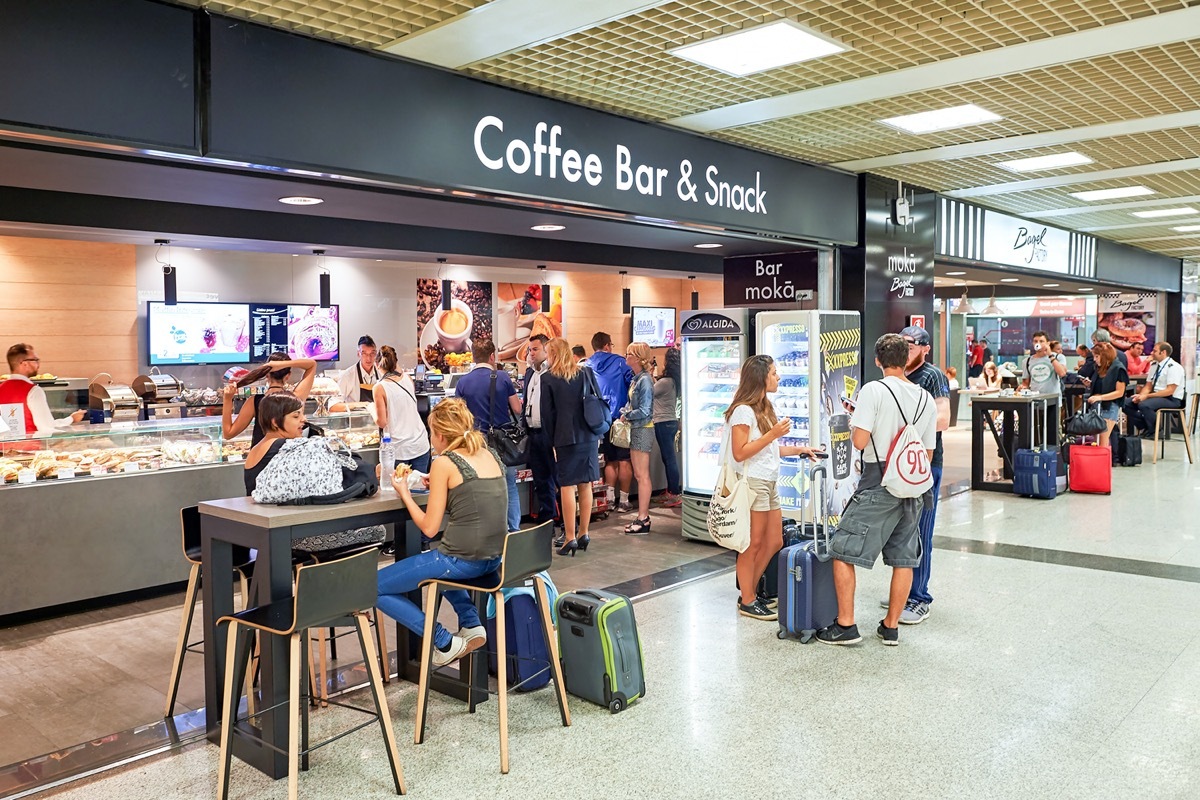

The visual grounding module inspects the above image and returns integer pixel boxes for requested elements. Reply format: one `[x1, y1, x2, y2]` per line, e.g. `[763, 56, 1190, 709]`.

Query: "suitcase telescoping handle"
[805, 463, 832, 562]
[559, 590, 606, 624]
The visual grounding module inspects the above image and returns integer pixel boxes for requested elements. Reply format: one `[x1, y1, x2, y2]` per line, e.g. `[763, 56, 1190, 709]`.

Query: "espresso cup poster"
[416, 279, 494, 370]
[495, 283, 564, 363]
[1098, 294, 1156, 352]
[819, 323, 862, 517]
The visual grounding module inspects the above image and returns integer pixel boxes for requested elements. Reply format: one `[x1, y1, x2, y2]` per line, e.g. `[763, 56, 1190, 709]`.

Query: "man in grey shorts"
[816, 333, 936, 647]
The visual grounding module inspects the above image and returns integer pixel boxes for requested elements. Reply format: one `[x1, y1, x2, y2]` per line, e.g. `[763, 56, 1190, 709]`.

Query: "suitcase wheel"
[609, 696, 626, 714]
[777, 629, 788, 640]
[799, 632, 814, 644]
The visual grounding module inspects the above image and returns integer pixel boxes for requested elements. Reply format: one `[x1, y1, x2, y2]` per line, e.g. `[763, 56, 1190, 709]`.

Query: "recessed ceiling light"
[946, 271, 966, 276]
[1076, 287, 1091, 292]
[879, 104, 1002, 135]
[997, 152, 1092, 173]
[1173, 224, 1200, 232]
[1043, 283, 1060, 288]
[1068, 186, 1155, 202]
[668, 19, 848, 77]
[278, 196, 324, 205]
[693, 243, 724, 249]
[531, 224, 566, 232]
[1131, 207, 1198, 218]
[291, 254, 299, 257]
[1000, 278, 1020, 282]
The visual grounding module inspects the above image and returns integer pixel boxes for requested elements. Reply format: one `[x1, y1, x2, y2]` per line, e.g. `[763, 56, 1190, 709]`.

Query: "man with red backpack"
[816, 333, 936, 648]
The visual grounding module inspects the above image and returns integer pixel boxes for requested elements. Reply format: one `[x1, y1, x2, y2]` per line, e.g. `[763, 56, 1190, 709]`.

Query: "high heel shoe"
[623, 517, 651, 536]
[556, 539, 578, 557]
[576, 534, 590, 552]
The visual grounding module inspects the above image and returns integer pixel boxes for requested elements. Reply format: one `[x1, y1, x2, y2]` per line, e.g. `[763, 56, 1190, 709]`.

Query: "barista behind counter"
[331, 334, 382, 412]
[0, 343, 86, 436]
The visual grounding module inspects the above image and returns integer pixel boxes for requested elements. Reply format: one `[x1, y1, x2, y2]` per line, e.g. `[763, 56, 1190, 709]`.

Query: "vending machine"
[679, 308, 750, 543]
[756, 310, 862, 522]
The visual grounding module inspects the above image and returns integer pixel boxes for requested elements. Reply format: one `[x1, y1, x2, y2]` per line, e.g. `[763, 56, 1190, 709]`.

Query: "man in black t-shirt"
[891, 326, 950, 625]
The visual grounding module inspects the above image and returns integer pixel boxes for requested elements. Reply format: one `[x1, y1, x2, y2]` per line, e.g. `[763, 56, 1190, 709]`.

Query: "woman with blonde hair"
[1086, 341, 1128, 448]
[540, 337, 603, 556]
[376, 398, 507, 666]
[619, 342, 656, 534]
[726, 354, 822, 621]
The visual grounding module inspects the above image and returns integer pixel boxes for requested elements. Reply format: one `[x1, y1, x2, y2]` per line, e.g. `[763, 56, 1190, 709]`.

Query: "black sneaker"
[737, 599, 778, 621]
[757, 593, 779, 610]
[816, 621, 861, 645]
[877, 620, 899, 646]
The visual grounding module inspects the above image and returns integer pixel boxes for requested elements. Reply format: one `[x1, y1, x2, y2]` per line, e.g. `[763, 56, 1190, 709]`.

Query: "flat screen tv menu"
[149, 302, 339, 365]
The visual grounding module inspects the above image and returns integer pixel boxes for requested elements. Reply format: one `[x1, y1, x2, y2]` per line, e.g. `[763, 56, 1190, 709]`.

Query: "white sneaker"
[899, 601, 930, 625]
[457, 625, 487, 647]
[431, 635, 469, 667]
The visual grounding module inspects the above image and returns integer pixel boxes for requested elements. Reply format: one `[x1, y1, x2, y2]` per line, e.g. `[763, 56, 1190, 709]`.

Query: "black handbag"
[486, 370, 528, 467]
[580, 366, 612, 437]
[1065, 409, 1108, 436]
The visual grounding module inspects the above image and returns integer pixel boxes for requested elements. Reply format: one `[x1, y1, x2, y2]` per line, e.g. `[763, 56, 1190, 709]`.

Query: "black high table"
[199, 492, 486, 779]
[970, 393, 1061, 492]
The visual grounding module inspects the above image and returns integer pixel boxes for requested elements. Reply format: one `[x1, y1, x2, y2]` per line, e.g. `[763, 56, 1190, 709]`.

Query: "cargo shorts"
[828, 465, 923, 569]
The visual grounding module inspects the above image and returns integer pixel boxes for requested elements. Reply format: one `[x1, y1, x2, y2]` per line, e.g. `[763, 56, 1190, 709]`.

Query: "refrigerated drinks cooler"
[757, 310, 862, 522]
[680, 308, 750, 543]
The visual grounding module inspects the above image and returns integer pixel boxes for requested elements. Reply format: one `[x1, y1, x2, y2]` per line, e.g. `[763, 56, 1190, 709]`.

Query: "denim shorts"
[828, 466, 922, 569]
[1097, 403, 1120, 422]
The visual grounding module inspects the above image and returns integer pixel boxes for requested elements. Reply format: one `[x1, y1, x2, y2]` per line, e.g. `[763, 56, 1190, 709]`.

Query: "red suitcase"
[1068, 444, 1112, 494]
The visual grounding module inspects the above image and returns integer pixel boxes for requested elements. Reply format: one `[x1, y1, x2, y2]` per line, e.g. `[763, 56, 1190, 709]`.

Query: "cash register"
[413, 365, 446, 424]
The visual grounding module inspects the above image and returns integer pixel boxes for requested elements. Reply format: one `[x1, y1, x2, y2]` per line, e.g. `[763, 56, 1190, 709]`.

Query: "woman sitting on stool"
[377, 398, 507, 666]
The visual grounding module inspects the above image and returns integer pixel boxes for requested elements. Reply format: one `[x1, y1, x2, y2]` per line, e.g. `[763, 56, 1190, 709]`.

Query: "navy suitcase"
[1013, 449, 1057, 498]
[777, 465, 838, 643]
[486, 593, 551, 692]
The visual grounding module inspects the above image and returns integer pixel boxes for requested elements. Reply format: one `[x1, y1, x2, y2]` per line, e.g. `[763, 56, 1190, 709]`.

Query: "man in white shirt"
[334, 335, 382, 410]
[1123, 341, 1186, 438]
[817, 333, 936, 649]
[0, 343, 85, 435]
[522, 334, 560, 533]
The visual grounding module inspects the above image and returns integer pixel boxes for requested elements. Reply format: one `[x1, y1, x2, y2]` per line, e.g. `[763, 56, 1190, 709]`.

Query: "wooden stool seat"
[1153, 405, 1194, 464]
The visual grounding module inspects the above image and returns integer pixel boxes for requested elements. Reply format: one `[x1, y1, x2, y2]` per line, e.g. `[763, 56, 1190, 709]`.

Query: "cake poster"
[495, 283, 564, 362]
[416, 279, 494, 371]
[1098, 294, 1156, 352]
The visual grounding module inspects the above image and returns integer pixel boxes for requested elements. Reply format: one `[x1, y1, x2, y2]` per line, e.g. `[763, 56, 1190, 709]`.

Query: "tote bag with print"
[706, 427, 751, 552]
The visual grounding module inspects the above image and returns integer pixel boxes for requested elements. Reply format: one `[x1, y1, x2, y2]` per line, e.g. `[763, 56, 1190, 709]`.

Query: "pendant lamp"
[982, 291, 1004, 316]
[957, 290, 977, 315]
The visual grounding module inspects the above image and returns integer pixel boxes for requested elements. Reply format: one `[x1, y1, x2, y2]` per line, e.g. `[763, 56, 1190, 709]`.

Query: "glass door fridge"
[679, 308, 749, 542]
[756, 310, 862, 523]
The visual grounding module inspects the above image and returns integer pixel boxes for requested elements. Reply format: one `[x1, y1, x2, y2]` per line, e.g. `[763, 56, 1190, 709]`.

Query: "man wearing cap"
[885, 326, 950, 625]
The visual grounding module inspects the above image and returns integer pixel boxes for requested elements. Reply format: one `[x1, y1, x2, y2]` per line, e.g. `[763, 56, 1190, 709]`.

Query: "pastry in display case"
[0, 410, 378, 486]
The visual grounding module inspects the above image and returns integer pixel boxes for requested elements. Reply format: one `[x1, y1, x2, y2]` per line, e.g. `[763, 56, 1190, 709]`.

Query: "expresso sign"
[723, 251, 818, 307]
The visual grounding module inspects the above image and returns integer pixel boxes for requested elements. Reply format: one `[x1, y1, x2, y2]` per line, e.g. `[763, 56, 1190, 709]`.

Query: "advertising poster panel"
[417, 279, 494, 371]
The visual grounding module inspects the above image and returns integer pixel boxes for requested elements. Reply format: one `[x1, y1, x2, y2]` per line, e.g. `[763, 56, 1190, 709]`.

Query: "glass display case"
[1, 410, 378, 486]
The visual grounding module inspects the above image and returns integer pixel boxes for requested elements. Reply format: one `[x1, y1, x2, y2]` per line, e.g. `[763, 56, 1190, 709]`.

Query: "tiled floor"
[11, 436, 1200, 798]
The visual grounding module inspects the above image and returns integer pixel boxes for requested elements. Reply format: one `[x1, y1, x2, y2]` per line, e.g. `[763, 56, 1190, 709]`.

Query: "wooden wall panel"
[0, 236, 137, 380]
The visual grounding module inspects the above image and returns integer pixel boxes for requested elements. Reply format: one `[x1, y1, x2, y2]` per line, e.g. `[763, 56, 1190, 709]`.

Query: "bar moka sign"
[723, 252, 818, 307]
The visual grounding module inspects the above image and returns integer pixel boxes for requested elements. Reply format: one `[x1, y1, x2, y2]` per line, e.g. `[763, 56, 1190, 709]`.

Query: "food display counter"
[0, 411, 379, 619]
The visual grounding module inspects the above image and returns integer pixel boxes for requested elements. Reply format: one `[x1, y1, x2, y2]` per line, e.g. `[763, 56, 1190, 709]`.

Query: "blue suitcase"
[777, 465, 838, 643]
[486, 593, 551, 692]
[1013, 449, 1057, 499]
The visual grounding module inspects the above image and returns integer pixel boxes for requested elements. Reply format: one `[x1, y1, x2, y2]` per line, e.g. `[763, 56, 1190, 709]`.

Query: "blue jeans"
[505, 465, 521, 532]
[401, 450, 431, 474]
[376, 550, 501, 649]
[653, 420, 681, 494]
[908, 465, 942, 605]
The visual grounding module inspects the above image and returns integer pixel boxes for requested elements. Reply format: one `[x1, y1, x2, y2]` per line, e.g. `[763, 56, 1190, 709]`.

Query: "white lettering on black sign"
[886, 247, 919, 298]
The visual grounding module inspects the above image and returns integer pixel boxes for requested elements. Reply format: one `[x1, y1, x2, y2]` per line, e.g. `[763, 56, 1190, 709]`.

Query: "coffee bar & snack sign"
[474, 116, 768, 215]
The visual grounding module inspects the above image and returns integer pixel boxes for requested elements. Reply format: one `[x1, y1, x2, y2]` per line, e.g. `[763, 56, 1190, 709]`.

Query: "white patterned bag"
[251, 437, 350, 504]
[706, 427, 751, 553]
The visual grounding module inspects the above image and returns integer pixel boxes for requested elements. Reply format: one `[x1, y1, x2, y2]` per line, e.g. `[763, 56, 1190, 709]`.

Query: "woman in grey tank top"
[376, 398, 508, 666]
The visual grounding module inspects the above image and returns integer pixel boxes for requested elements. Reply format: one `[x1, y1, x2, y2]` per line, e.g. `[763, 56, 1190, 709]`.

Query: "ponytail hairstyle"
[724, 354, 778, 435]
[427, 397, 485, 455]
[378, 345, 399, 374]
[237, 351, 290, 387]
[626, 342, 652, 373]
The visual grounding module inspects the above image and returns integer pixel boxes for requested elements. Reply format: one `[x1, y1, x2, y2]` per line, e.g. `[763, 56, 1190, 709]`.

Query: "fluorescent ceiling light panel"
[1068, 186, 1155, 202]
[1172, 224, 1200, 232]
[997, 152, 1093, 173]
[693, 243, 724, 249]
[1131, 207, 1197, 218]
[669, 19, 847, 77]
[1000, 278, 1020, 282]
[946, 271, 966, 276]
[879, 104, 1002, 134]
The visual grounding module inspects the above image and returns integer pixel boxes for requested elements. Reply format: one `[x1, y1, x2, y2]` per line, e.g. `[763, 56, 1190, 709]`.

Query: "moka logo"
[886, 247, 919, 298]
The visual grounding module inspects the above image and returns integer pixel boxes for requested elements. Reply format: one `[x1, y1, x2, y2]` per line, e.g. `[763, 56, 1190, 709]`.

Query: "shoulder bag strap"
[487, 369, 497, 430]
[720, 410, 744, 476]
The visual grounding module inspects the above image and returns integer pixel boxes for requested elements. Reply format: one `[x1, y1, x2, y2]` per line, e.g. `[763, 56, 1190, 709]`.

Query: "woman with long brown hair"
[377, 398, 508, 666]
[1087, 341, 1128, 448]
[726, 354, 822, 621]
[540, 337, 603, 556]
[371, 345, 430, 472]
[221, 352, 317, 445]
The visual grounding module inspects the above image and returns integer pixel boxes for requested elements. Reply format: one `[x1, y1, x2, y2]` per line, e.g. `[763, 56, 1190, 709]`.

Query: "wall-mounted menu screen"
[149, 302, 339, 365]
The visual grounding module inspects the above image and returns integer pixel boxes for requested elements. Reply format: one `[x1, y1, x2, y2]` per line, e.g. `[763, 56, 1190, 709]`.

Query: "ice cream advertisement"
[148, 302, 250, 365]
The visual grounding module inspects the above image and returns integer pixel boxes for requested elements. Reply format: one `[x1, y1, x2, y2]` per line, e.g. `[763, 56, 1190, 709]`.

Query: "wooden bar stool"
[216, 547, 405, 800]
[413, 521, 569, 774]
[165, 506, 255, 718]
[1188, 393, 1199, 437]
[1153, 402, 1194, 464]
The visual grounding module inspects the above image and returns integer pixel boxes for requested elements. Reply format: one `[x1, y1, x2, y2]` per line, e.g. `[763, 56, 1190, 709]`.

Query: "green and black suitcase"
[555, 589, 645, 713]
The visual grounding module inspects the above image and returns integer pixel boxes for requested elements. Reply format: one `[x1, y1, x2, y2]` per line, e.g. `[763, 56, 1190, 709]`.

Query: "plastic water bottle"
[380, 435, 395, 491]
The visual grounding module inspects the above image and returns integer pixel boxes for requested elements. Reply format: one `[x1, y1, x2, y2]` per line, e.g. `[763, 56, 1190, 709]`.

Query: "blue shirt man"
[454, 339, 523, 531]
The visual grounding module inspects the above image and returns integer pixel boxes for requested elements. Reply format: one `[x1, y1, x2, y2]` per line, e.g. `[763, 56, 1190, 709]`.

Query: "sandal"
[623, 517, 651, 536]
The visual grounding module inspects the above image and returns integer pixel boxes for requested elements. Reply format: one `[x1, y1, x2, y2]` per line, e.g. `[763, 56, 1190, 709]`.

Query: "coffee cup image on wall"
[434, 299, 474, 351]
